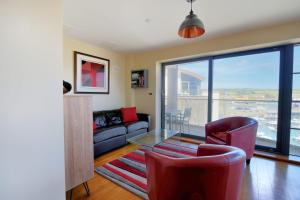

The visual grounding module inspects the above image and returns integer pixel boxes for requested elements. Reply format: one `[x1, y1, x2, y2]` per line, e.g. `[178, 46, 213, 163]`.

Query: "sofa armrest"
[137, 113, 150, 129]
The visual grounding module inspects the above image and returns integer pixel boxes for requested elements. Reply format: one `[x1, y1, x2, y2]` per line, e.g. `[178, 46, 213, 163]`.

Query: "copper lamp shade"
[178, 0, 205, 38]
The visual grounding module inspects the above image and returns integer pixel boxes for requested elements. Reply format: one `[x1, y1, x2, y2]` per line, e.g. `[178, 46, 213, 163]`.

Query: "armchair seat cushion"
[206, 136, 226, 145]
[125, 121, 148, 133]
[94, 125, 126, 143]
[211, 131, 227, 142]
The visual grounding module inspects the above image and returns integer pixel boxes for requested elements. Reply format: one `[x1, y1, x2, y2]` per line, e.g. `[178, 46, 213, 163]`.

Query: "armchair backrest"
[205, 117, 258, 161]
[226, 117, 257, 131]
[206, 116, 257, 134]
[145, 144, 246, 200]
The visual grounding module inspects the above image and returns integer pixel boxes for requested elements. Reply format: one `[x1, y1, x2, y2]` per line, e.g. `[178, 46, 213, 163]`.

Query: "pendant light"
[178, 0, 205, 38]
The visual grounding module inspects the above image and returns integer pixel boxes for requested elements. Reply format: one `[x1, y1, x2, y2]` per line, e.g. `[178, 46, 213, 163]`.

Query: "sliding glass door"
[161, 44, 299, 155]
[290, 45, 300, 155]
[212, 51, 280, 147]
[162, 60, 209, 137]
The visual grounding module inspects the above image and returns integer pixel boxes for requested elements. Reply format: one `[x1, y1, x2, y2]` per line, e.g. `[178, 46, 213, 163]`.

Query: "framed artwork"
[74, 51, 110, 94]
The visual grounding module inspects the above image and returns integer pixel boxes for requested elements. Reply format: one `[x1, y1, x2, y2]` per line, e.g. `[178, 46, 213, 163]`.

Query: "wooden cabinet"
[64, 95, 94, 191]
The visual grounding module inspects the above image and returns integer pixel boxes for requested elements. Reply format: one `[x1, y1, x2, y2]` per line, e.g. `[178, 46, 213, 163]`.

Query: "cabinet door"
[64, 96, 93, 191]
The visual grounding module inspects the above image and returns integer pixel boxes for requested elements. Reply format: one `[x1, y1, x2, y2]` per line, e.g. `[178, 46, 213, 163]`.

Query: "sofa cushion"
[125, 121, 148, 133]
[94, 135, 126, 157]
[105, 111, 122, 126]
[94, 114, 107, 128]
[121, 107, 138, 123]
[126, 128, 148, 139]
[94, 125, 126, 143]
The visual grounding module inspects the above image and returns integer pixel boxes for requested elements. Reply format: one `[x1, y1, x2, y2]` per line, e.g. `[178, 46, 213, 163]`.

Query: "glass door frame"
[290, 44, 300, 155]
[161, 44, 295, 155]
[161, 57, 212, 140]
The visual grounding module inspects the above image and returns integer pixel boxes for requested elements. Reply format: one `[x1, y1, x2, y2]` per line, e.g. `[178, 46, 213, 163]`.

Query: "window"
[212, 51, 280, 148]
[162, 60, 209, 137]
[162, 44, 298, 155]
[290, 45, 300, 155]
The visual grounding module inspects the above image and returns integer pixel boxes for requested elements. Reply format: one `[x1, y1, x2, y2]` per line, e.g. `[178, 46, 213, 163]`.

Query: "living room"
[1, 0, 300, 200]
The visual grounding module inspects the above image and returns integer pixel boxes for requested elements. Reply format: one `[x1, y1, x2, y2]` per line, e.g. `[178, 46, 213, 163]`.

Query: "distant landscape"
[212, 89, 300, 147]
[168, 88, 300, 147]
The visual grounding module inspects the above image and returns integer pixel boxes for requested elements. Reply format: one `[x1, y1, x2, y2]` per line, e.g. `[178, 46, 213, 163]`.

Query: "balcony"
[164, 96, 300, 155]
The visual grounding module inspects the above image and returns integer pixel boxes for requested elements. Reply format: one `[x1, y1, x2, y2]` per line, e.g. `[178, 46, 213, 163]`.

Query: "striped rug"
[96, 136, 203, 199]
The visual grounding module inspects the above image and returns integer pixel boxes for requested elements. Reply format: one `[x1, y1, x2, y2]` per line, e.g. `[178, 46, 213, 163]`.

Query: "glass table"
[127, 129, 179, 149]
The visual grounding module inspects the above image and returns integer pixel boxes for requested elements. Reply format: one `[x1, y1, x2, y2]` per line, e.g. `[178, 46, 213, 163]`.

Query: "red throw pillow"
[93, 121, 96, 131]
[121, 107, 138, 123]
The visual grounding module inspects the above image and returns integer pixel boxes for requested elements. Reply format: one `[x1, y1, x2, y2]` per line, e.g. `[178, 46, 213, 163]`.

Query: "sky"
[179, 46, 300, 90]
[294, 46, 300, 92]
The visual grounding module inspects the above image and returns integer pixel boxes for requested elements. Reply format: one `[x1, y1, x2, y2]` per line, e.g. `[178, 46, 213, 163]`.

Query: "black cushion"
[125, 121, 148, 133]
[105, 111, 122, 126]
[94, 114, 107, 128]
[94, 125, 126, 143]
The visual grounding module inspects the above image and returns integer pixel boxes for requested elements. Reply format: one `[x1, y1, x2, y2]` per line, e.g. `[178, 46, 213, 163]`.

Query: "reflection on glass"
[291, 102, 300, 129]
[294, 45, 300, 73]
[212, 51, 280, 148]
[293, 75, 300, 101]
[290, 129, 300, 156]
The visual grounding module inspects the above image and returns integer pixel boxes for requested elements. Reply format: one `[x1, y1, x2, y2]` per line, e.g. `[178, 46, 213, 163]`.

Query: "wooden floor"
[67, 144, 300, 200]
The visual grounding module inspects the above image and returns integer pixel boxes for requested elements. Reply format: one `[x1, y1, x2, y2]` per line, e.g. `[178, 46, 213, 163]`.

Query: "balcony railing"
[164, 96, 300, 150]
[164, 95, 300, 155]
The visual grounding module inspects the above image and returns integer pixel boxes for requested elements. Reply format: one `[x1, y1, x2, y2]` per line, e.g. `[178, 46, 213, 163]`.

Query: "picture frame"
[74, 51, 110, 94]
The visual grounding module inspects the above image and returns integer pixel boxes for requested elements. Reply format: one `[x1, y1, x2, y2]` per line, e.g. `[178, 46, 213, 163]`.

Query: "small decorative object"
[178, 0, 205, 38]
[63, 80, 72, 94]
[74, 51, 110, 94]
[131, 69, 148, 88]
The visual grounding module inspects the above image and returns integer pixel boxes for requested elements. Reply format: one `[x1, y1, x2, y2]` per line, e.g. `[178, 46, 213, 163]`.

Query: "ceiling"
[64, 0, 300, 53]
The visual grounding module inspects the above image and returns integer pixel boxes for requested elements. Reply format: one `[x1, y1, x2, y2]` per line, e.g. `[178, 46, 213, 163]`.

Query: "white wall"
[0, 1, 65, 200]
[63, 35, 126, 111]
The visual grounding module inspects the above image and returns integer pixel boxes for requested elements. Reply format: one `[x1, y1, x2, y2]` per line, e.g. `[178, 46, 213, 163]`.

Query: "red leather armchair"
[205, 117, 258, 164]
[145, 144, 246, 200]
